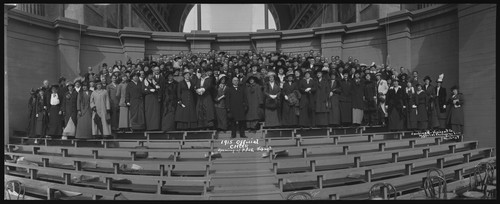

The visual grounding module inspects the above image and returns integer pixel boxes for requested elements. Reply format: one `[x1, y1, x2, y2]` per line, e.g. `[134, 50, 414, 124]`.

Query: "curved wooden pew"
[280, 156, 495, 199]
[272, 141, 479, 174]
[276, 147, 494, 192]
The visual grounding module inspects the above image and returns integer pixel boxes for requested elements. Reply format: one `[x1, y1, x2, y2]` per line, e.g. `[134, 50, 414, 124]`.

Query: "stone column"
[379, 10, 412, 70]
[314, 22, 346, 59]
[458, 4, 496, 147]
[5, 4, 16, 144]
[119, 27, 151, 62]
[250, 29, 281, 53]
[264, 4, 269, 29]
[54, 17, 87, 80]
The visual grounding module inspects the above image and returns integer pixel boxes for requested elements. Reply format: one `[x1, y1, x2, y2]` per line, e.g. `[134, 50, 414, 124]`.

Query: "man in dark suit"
[435, 74, 447, 130]
[423, 76, 439, 129]
[225, 77, 248, 138]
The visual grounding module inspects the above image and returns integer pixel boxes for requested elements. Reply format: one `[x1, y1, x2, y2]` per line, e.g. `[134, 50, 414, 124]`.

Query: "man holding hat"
[375, 72, 389, 126]
[339, 71, 353, 126]
[125, 73, 146, 130]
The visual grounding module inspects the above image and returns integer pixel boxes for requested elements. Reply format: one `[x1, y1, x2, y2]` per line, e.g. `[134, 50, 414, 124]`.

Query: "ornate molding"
[345, 20, 380, 34]
[53, 17, 87, 32]
[281, 28, 315, 40]
[84, 25, 120, 39]
[250, 29, 282, 40]
[215, 33, 252, 42]
[150, 31, 186, 42]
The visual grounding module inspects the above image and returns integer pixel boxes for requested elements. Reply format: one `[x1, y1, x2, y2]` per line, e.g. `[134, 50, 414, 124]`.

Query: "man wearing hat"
[423, 75, 440, 130]
[434, 74, 447, 130]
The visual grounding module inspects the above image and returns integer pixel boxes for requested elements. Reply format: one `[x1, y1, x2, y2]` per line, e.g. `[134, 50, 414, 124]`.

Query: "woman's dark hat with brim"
[423, 75, 432, 82]
[246, 75, 260, 83]
[286, 70, 294, 78]
[450, 85, 459, 91]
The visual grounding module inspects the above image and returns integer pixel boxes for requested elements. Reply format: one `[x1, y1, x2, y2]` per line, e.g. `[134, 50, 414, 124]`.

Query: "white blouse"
[50, 93, 60, 105]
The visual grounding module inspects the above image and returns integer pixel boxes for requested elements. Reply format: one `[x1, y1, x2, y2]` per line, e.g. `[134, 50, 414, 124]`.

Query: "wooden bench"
[4, 161, 210, 195]
[271, 136, 451, 159]
[272, 141, 479, 174]
[276, 147, 493, 192]
[5, 174, 207, 200]
[279, 156, 495, 199]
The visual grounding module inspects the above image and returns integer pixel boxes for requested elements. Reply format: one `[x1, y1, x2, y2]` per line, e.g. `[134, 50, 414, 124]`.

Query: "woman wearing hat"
[314, 69, 329, 127]
[76, 82, 93, 139]
[175, 69, 197, 130]
[26, 88, 39, 138]
[435, 74, 448, 130]
[339, 71, 353, 126]
[116, 74, 130, 132]
[404, 81, 418, 131]
[46, 85, 63, 138]
[263, 72, 281, 128]
[245, 75, 264, 130]
[194, 68, 215, 129]
[423, 75, 440, 129]
[447, 86, 464, 134]
[61, 82, 78, 139]
[386, 78, 405, 131]
[415, 84, 429, 131]
[363, 73, 377, 126]
[327, 71, 341, 126]
[161, 72, 178, 132]
[143, 70, 161, 131]
[214, 74, 228, 131]
[106, 75, 120, 131]
[298, 69, 317, 127]
[281, 71, 300, 127]
[126, 73, 146, 130]
[90, 81, 112, 138]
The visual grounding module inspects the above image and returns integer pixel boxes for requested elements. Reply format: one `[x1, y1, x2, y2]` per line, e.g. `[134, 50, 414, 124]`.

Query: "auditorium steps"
[5, 127, 496, 200]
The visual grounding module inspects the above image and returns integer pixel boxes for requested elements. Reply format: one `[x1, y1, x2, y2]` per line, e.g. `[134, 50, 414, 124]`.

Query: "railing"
[15, 4, 45, 16]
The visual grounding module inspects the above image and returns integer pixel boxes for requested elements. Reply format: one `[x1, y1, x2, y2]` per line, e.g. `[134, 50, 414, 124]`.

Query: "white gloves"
[305, 88, 311, 92]
[284, 95, 289, 100]
[412, 105, 417, 108]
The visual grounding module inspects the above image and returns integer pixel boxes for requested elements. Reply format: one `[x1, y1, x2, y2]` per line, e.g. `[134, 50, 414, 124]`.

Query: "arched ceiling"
[136, 4, 321, 32]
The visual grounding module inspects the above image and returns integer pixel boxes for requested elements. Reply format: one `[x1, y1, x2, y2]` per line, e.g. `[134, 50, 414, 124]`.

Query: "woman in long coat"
[90, 81, 112, 137]
[415, 84, 429, 131]
[245, 76, 264, 130]
[46, 85, 63, 137]
[126, 73, 146, 130]
[328, 72, 341, 126]
[281, 71, 299, 127]
[194, 69, 215, 129]
[27, 89, 38, 138]
[116, 75, 130, 131]
[404, 81, 418, 130]
[386, 79, 405, 131]
[298, 70, 317, 127]
[76, 82, 93, 139]
[214, 74, 228, 131]
[447, 86, 464, 133]
[263, 72, 281, 127]
[62, 83, 78, 137]
[351, 74, 365, 126]
[339, 72, 353, 126]
[143, 71, 161, 130]
[161, 72, 177, 132]
[175, 70, 198, 130]
[314, 70, 329, 126]
[363, 74, 377, 126]
[106, 75, 120, 131]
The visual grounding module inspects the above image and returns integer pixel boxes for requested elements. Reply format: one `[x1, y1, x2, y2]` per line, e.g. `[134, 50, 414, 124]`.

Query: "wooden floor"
[4, 126, 496, 200]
